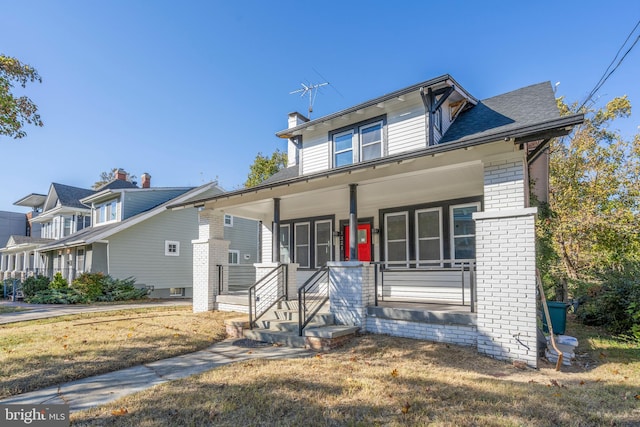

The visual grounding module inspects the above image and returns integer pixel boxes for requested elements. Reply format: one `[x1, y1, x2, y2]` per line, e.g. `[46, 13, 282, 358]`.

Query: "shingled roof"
[51, 183, 95, 209]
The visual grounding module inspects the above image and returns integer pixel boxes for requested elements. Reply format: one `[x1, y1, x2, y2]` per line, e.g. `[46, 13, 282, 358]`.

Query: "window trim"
[170, 287, 185, 297]
[279, 224, 291, 264]
[314, 219, 333, 268]
[359, 121, 383, 162]
[332, 129, 355, 167]
[384, 211, 410, 268]
[95, 198, 119, 225]
[165, 240, 180, 257]
[294, 222, 311, 268]
[449, 202, 481, 261]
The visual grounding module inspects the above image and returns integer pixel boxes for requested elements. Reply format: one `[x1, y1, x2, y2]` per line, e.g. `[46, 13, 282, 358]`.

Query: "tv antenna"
[290, 81, 328, 118]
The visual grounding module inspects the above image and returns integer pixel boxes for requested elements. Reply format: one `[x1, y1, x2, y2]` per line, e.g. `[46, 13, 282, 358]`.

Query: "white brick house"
[172, 75, 583, 367]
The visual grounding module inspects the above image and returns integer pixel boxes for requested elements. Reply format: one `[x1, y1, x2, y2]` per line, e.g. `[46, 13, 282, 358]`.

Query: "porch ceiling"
[209, 145, 491, 221]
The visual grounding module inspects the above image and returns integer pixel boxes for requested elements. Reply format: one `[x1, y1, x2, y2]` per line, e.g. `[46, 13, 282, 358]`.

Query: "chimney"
[116, 168, 127, 181]
[288, 112, 309, 129]
[141, 173, 151, 189]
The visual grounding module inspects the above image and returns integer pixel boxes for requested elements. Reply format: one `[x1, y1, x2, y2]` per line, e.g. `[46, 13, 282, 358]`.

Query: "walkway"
[0, 338, 311, 412]
[0, 299, 192, 324]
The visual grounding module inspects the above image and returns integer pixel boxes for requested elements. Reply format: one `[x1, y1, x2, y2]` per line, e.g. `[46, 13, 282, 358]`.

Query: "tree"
[538, 96, 640, 298]
[1, 54, 43, 139]
[93, 168, 136, 189]
[245, 149, 288, 188]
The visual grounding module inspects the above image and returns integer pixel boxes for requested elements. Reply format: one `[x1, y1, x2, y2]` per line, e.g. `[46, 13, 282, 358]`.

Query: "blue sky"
[1, 1, 639, 212]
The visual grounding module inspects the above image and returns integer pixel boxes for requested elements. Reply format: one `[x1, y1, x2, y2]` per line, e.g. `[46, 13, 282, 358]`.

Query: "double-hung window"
[294, 223, 310, 268]
[384, 212, 409, 268]
[332, 118, 384, 168]
[314, 220, 332, 267]
[96, 199, 119, 225]
[279, 224, 291, 264]
[415, 208, 442, 266]
[450, 203, 480, 261]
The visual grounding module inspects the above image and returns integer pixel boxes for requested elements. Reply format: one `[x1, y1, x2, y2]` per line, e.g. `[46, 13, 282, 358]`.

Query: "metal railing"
[373, 259, 476, 312]
[298, 266, 330, 336]
[248, 264, 288, 329]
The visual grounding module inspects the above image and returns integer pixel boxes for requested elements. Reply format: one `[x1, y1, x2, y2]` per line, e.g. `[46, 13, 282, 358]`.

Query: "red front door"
[344, 223, 372, 262]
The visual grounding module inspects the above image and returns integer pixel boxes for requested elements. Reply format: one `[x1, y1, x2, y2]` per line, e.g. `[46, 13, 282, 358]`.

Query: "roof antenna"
[290, 81, 328, 118]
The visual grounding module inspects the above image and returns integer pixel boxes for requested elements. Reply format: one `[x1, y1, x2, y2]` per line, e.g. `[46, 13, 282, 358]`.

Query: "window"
[63, 217, 72, 237]
[450, 203, 480, 260]
[384, 212, 409, 267]
[228, 250, 240, 264]
[279, 224, 291, 263]
[170, 288, 185, 297]
[415, 208, 442, 266]
[315, 220, 332, 267]
[165, 240, 180, 256]
[331, 117, 385, 167]
[333, 130, 354, 167]
[76, 248, 85, 273]
[224, 214, 233, 227]
[96, 199, 119, 224]
[294, 223, 310, 268]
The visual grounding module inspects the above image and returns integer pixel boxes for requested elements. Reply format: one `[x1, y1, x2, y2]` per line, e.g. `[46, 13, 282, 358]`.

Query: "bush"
[575, 265, 640, 342]
[22, 275, 50, 298]
[72, 272, 106, 301]
[27, 288, 88, 304]
[49, 272, 69, 290]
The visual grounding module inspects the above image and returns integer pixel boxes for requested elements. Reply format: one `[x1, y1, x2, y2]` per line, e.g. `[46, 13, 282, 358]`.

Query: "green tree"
[244, 149, 288, 188]
[0, 54, 43, 139]
[538, 96, 640, 298]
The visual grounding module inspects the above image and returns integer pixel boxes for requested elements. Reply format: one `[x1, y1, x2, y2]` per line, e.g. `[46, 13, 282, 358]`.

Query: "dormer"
[276, 74, 476, 176]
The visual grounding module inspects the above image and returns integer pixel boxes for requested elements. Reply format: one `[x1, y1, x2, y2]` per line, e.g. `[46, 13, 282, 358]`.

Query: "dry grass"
[73, 316, 639, 427]
[0, 306, 236, 398]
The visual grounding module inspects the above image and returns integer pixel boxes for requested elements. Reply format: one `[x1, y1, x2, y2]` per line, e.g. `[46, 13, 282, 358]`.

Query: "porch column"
[474, 156, 538, 367]
[348, 184, 358, 261]
[192, 209, 230, 313]
[272, 198, 280, 263]
[327, 261, 374, 327]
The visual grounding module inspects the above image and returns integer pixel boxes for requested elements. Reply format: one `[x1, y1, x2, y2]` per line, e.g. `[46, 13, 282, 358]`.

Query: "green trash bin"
[542, 301, 569, 335]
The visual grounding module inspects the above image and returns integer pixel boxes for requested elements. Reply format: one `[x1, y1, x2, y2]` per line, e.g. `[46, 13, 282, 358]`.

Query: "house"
[1, 172, 260, 298]
[0, 211, 29, 254]
[170, 74, 583, 366]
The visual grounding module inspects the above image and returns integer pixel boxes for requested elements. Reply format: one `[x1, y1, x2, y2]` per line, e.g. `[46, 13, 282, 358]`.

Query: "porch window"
[279, 224, 291, 263]
[384, 212, 409, 267]
[294, 223, 310, 268]
[315, 220, 332, 267]
[228, 250, 240, 264]
[415, 208, 442, 266]
[450, 203, 480, 260]
[333, 131, 354, 167]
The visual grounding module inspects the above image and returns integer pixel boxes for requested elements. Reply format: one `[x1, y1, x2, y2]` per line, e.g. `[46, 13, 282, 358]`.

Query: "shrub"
[22, 275, 50, 298]
[49, 272, 69, 290]
[27, 288, 88, 304]
[72, 272, 106, 301]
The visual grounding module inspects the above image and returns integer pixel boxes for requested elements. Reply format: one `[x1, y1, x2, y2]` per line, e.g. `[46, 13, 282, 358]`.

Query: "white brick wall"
[328, 262, 374, 326]
[365, 318, 477, 346]
[483, 158, 526, 211]
[474, 208, 538, 366]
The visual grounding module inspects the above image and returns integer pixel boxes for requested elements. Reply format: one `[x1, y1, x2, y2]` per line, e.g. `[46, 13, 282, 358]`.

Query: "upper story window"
[224, 214, 233, 227]
[96, 199, 119, 225]
[331, 117, 385, 168]
[63, 217, 72, 237]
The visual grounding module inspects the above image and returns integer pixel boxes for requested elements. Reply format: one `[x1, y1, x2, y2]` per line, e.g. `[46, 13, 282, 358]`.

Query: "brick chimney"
[141, 172, 151, 189]
[288, 112, 309, 129]
[116, 168, 127, 181]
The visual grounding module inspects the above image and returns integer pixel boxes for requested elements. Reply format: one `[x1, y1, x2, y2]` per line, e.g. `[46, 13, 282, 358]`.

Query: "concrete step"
[304, 325, 360, 339]
[243, 329, 307, 348]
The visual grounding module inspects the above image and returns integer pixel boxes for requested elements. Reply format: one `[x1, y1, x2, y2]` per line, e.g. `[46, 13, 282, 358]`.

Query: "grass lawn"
[0, 306, 236, 398]
[0, 306, 29, 314]
[72, 315, 640, 426]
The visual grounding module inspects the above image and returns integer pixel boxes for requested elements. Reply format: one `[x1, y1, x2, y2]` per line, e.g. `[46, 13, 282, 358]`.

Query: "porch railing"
[248, 264, 288, 329]
[298, 266, 330, 336]
[217, 264, 257, 294]
[373, 259, 476, 312]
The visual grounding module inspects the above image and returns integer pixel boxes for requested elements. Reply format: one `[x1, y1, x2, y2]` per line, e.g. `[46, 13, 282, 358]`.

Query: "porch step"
[243, 329, 307, 348]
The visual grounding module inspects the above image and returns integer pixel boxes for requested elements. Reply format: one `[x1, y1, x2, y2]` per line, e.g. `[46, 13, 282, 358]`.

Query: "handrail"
[248, 264, 288, 329]
[298, 266, 330, 336]
[371, 259, 476, 311]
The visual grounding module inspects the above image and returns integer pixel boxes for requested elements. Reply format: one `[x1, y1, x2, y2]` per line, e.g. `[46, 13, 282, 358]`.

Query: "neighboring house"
[0, 211, 28, 251]
[1, 172, 259, 298]
[171, 74, 583, 367]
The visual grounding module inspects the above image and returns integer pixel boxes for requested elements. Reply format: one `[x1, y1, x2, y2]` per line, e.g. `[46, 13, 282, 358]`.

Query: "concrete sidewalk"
[0, 338, 311, 413]
[0, 299, 192, 324]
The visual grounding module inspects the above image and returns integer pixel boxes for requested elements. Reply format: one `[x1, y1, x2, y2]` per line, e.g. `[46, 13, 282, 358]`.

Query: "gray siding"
[122, 189, 190, 219]
[106, 208, 198, 291]
[89, 242, 109, 273]
[225, 216, 259, 265]
[0, 211, 26, 247]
